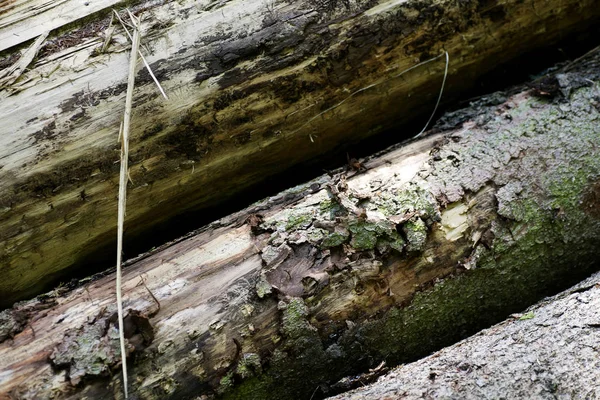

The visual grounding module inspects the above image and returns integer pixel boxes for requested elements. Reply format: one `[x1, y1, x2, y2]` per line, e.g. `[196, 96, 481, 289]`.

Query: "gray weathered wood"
[0, 0, 122, 52]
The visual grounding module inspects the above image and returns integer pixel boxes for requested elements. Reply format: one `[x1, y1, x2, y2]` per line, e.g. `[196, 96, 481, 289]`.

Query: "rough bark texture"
[1, 48, 600, 399]
[329, 270, 600, 400]
[1, 0, 600, 306]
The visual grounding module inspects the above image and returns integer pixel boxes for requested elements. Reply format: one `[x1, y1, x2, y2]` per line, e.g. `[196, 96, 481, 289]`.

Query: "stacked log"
[1, 47, 600, 399]
[1, 0, 599, 305]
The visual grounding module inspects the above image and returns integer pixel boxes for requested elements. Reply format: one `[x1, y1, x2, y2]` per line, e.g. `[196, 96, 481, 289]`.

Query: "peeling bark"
[1, 0, 600, 306]
[1, 48, 600, 399]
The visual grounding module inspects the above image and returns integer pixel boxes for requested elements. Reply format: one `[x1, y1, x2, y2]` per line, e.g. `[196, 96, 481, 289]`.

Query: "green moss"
[236, 353, 262, 378]
[368, 136, 598, 360]
[376, 230, 405, 253]
[50, 311, 126, 385]
[319, 199, 334, 213]
[281, 298, 315, 339]
[395, 183, 440, 224]
[307, 227, 327, 243]
[255, 276, 273, 298]
[321, 230, 350, 248]
[319, 198, 345, 218]
[361, 124, 600, 369]
[221, 85, 600, 400]
[222, 299, 333, 399]
[549, 161, 599, 217]
[370, 190, 401, 216]
[218, 372, 235, 394]
[348, 219, 394, 250]
[222, 335, 331, 400]
[361, 210, 598, 367]
[285, 212, 313, 231]
[518, 311, 535, 320]
[349, 225, 377, 250]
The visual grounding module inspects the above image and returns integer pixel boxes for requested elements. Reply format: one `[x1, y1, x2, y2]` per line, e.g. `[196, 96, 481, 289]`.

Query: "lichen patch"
[49, 307, 153, 386]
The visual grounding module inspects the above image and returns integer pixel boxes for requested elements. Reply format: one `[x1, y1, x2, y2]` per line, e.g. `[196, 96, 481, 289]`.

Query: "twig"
[413, 50, 449, 138]
[100, 14, 116, 54]
[287, 52, 447, 138]
[118, 120, 123, 143]
[113, 10, 168, 100]
[562, 45, 600, 73]
[116, 12, 141, 400]
[309, 385, 320, 400]
[137, 275, 161, 314]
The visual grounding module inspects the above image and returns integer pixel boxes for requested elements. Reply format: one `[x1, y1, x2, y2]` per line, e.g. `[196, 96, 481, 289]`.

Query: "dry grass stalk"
[113, 10, 168, 100]
[116, 11, 141, 400]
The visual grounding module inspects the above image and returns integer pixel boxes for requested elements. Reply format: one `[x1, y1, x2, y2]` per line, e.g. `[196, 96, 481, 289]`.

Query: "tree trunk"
[1, 0, 599, 307]
[329, 269, 600, 400]
[2, 47, 600, 399]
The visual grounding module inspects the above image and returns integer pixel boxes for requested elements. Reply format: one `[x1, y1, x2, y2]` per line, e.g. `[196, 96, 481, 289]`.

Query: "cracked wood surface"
[0, 0, 124, 52]
[1, 49, 600, 399]
[1, 0, 599, 307]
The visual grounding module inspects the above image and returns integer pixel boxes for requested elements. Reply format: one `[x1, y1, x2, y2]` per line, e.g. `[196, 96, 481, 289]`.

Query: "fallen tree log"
[329, 270, 600, 400]
[1, 0, 600, 306]
[2, 48, 600, 399]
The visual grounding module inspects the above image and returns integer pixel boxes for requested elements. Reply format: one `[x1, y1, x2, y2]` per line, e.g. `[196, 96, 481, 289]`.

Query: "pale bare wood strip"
[0, 0, 123, 52]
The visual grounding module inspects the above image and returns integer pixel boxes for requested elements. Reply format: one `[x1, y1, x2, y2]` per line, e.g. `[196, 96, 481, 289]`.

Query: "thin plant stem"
[116, 15, 141, 400]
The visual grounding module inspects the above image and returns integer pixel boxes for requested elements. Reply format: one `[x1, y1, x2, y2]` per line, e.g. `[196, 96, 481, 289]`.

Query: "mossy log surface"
[2, 49, 600, 399]
[330, 270, 600, 399]
[1, 0, 600, 306]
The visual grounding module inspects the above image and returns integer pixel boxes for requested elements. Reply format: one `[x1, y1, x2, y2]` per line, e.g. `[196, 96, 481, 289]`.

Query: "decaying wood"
[0, 31, 48, 87]
[329, 270, 600, 400]
[1, 0, 599, 306]
[1, 49, 600, 399]
[0, 0, 124, 52]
